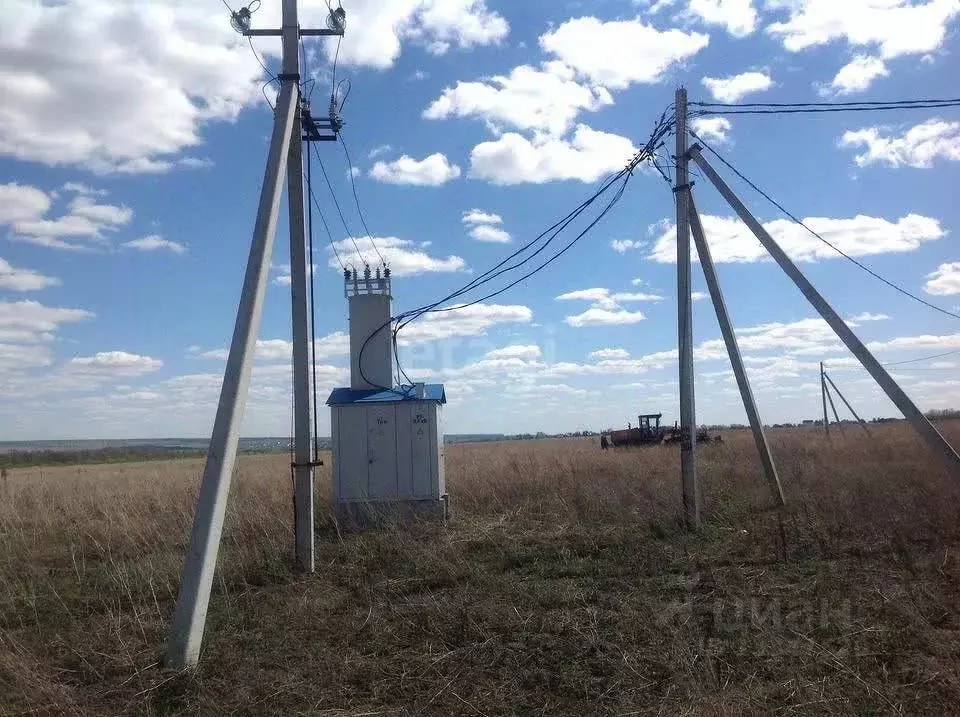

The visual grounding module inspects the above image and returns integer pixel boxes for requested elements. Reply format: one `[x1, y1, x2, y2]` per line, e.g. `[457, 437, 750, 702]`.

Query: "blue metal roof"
[327, 384, 446, 406]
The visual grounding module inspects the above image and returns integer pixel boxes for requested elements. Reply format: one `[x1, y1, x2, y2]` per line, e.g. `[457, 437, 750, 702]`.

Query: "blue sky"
[1, 0, 959, 439]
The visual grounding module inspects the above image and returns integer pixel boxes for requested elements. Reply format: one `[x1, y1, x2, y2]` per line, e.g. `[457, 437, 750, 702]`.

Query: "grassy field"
[2, 422, 960, 715]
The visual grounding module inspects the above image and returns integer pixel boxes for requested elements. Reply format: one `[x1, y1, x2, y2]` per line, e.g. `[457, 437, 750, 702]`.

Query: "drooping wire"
[355, 113, 676, 392]
[689, 129, 960, 322]
[308, 180, 345, 271]
[339, 132, 387, 266]
[310, 142, 365, 266]
[884, 348, 960, 366]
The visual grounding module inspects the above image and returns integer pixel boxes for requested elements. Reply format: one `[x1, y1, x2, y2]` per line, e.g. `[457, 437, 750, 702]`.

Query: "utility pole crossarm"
[689, 143, 960, 479]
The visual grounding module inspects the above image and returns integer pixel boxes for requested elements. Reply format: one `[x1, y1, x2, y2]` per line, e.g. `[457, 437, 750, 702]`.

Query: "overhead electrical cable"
[310, 142, 366, 266]
[691, 97, 960, 116]
[883, 348, 960, 366]
[689, 129, 960, 322]
[339, 132, 387, 266]
[353, 112, 676, 392]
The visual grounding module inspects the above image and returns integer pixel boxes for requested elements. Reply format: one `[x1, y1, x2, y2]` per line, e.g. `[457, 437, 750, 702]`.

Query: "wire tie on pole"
[672, 182, 695, 193]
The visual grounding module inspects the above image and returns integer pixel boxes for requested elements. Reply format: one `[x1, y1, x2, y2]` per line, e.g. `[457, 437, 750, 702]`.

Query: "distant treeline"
[0, 447, 208, 470]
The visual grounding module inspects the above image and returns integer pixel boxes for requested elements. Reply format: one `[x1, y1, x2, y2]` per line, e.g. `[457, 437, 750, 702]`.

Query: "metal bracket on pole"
[689, 143, 960, 479]
[165, 82, 298, 669]
[689, 196, 784, 507]
[823, 370, 872, 437]
[674, 88, 698, 529]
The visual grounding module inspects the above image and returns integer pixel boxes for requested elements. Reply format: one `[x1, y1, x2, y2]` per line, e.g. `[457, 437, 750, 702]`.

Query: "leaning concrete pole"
[674, 88, 698, 529]
[824, 378, 846, 436]
[165, 83, 299, 669]
[689, 144, 960, 479]
[689, 198, 784, 506]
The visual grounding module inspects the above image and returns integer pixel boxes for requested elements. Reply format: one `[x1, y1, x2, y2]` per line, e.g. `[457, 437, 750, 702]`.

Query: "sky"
[1, 0, 960, 440]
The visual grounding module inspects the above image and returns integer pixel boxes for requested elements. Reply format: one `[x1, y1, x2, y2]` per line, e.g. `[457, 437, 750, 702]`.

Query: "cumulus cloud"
[564, 307, 647, 327]
[327, 0, 509, 68]
[64, 351, 163, 377]
[468, 225, 512, 243]
[848, 312, 891, 322]
[423, 62, 613, 136]
[0, 300, 92, 371]
[0, 182, 133, 251]
[611, 239, 644, 253]
[824, 55, 889, 95]
[462, 209, 502, 225]
[196, 333, 349, 363]
[539, 17, 709, 89]
[924, 262, 960, 295]
[123, 235, 187, 254]
[650, 213, 945, 263]
[766, 1, 960, 60]
[556, 288, 663, 308]
[398, 303, 533, 343]
[370, 153, 461, 186]
[839, 119, 960, 168]
[328, 236, 465, 276]
[702, 71, 773, 102]
[470, 125, 637, 184]
[0, 259, 60, 292]
[686, 0, 759, 37]
[589, 348, 630, 360]
[485, 345, 542, 360]
[691, 117, 732, 144]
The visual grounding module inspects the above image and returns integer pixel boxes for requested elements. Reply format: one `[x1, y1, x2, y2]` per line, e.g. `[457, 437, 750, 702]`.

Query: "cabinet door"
[367, 404, 398, 499]
[410, 404, 434, 498]
[339, 407, 368, 500]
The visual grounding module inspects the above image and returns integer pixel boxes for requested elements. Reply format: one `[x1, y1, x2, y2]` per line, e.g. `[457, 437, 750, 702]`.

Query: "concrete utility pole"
[166, 0, 343, 668]
[674, 88, 698, 529]
[824, 377, 845, 435]
[689, 198, 784, 507]
[823, 370, 872, 437]
[690, 144, 960, 479]
[820, 362, 830, 437]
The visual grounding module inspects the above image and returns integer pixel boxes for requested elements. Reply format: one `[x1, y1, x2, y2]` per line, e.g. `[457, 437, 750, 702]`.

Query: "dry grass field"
[2, 422, 960, 715]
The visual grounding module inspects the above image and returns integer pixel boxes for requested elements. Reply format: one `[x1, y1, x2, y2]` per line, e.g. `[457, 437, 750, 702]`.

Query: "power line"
[306, 172, 345, 271]
[339, 132, 387, 266]
[884, 348, 960, 366]
[689, 130, 960, 322]
[691, 97, 960, 116]
[310, 142, 366, 266]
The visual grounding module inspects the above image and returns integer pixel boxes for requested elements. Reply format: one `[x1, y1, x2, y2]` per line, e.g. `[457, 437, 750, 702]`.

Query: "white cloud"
[423, 62, 613, 136]
[925, 262, 960, 295]
[825, 55, 889, 95]
[123, 235, 187, 254]
[398, 303, 532, 343]
[0, 258, 60, 291]
[849, 312, 891, 322]
[650, 213, 945, 263]
[766, 1, 960, 60]
[468, 225, 512, 243]
[328, 0, 509, 69]
[839, 120, 960, 168]
[370, 153, 461, 186]
[368, 144, 393, 159]
[538, 17, 709, 90]
[611, 239, 644, 253]
[198, 333, 349, 362]
[565, 307, 647, 327]
[691, 117, 733, 144]
[1, 182, 133, 251]
[702, 71, 773, 102]
[692, 291, 709, 301]
[589, 348, 630, 360]
[0, 183, 51, 223]
[61, 183, 108, 198]
[328, 236, 465, 276]
[0, 1, 269, 172]
[0, 300, 92, 358]
[64, 351, 163, 377]
[470, 124, 637, 185]
[557, 287, 664, 311]
[867, 332, 960, 352]
[462, 209, 502, 225]
[485, 345, 542, 360]
[686, 0, 759, 37]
